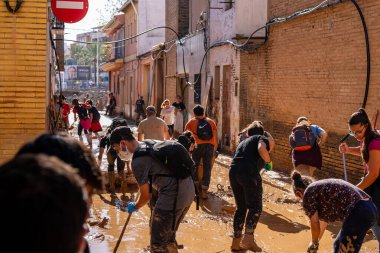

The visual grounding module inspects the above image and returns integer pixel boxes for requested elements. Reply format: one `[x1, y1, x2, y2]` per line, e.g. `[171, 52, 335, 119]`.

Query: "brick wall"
[0, 0, 47, 163]
[240, 0, 379, 182]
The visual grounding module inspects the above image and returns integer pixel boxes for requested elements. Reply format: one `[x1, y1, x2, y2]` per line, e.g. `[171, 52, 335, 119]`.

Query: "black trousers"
[192, 143, 214, 189]
[229, 165, 262, 238]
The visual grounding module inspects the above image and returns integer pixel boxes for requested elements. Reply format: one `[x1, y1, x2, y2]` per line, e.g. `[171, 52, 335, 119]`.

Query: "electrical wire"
[350, 0, 370, 109]
[59, 0, 371, 107]
[49, 28, 64, 130]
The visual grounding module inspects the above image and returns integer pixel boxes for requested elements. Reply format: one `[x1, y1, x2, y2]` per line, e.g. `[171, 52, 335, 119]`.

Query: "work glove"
[127, 202, 139, 213]
[264, 161, 273, 171]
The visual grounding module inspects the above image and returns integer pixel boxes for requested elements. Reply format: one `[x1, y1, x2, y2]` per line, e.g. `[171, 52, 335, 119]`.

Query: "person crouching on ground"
[110, 126, 195, 253]
[229, 121, 272, 252]
[291, 171, 378, 253]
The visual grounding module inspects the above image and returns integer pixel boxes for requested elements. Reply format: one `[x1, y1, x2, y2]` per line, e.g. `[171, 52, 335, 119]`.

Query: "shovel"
[340, 133, 350, 181]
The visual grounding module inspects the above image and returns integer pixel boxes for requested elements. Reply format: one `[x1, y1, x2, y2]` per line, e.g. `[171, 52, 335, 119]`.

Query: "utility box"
[210, 0, 268, 42]
[234, 0, 267, 38]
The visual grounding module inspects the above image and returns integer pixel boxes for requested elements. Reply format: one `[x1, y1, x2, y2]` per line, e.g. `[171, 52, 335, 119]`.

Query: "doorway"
[222, 65, 231, 150]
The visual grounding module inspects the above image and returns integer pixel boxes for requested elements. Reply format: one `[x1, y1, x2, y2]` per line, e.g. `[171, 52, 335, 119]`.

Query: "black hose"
[350, 0, 371, 109]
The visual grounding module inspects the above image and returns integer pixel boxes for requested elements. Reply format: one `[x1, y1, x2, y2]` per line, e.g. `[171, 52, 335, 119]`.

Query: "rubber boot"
[240, 234, 262, 252]
[201, 186, 209, 199]
[79, 135, 83, 143]
[108, 172, 116, 194]
[231, 237, 242, 251]
[118, 171, 127, 196]
[166, 243, 178, 253]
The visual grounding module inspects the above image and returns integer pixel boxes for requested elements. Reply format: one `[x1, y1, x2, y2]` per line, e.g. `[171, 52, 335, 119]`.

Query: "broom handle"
[374, 110, 379, 129]
[113, 212, 133, 253]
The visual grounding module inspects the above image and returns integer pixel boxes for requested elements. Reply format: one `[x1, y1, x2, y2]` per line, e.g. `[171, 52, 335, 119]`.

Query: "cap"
[146, 105, 156, 113]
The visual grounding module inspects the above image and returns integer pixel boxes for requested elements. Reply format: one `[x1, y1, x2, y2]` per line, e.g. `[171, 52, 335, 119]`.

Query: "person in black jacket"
[106, 93, 116, 116]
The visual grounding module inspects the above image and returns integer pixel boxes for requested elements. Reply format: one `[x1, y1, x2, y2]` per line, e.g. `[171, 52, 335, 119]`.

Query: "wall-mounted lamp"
[51, 18, 65, 36]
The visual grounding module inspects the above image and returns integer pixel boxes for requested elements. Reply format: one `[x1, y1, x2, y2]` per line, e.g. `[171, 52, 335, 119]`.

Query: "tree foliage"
[66, 43, 110, 66]
[97, 0, 125, 25]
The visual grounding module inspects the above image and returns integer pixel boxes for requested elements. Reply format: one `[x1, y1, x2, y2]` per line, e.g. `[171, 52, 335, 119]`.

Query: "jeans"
[334, 199, 378, 253]
[229, 165, 262, 238]
[192, 143, 214, 189]
[150, 206, 190, 253]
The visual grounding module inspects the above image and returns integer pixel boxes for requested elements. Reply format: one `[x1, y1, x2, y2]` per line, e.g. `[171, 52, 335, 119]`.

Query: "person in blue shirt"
[291, 116, 328, 177]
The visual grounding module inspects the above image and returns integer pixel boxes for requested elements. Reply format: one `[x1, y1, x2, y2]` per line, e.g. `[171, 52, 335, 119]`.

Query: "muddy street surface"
[71, 113, 377, 253]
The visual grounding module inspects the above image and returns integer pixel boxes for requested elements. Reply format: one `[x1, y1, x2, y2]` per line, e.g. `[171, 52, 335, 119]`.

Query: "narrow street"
[74, 113, 378, 253]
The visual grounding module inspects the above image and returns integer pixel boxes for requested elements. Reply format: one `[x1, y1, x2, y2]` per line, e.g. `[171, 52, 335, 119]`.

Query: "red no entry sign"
[52, 0, 89, 23]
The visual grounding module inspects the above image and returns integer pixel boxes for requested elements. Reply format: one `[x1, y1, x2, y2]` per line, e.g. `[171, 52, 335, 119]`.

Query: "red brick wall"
[240, 0, 379, 182]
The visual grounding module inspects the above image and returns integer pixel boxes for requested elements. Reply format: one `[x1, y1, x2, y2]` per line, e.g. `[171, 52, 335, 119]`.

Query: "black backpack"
[92, 107, 101, 121]
[289, 125, 317, 151]
[77, 105, 89, 120]
[133, 140, 200, 209]
[108, 118, 128, 133]
[133, 140, 195, 179]
[197, 118, 213, 140]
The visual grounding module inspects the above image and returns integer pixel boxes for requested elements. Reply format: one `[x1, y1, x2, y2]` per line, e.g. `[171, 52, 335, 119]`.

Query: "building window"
[214, 66, 220, 100]
[194, 74, 201, 104]
[235, 82, 238, 96]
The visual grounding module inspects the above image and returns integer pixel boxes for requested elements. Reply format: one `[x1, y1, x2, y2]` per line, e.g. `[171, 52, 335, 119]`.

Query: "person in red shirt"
[85, 99, 102, 140]
[58, 95, 70, 130]
[72, 99, 92, 148]
[185, 104, 218, 199]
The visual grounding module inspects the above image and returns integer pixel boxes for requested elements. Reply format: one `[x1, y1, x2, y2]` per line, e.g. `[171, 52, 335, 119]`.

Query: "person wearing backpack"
[86, 99, 102, 141]
[339, 108, 380, 250]
[290, 116, 328, 177]
[229, 121, 272, 252]
[72, 99, 92, 147]
[110, 126, 195, 253]
[185, 104, 218, 199]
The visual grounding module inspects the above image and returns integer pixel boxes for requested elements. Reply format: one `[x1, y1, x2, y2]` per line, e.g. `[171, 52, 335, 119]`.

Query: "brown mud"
[87, 155, 378, 253]
[66, 115, 377, 252]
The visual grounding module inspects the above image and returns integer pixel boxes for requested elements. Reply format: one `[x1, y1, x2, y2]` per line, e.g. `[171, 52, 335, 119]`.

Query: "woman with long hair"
[291, 171, 377, 253]
[160, 99, 176, 137]
[339, 108, 380, 250]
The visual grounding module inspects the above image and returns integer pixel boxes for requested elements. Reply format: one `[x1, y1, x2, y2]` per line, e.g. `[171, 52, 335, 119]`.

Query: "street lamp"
[92, 29, 99, 89]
